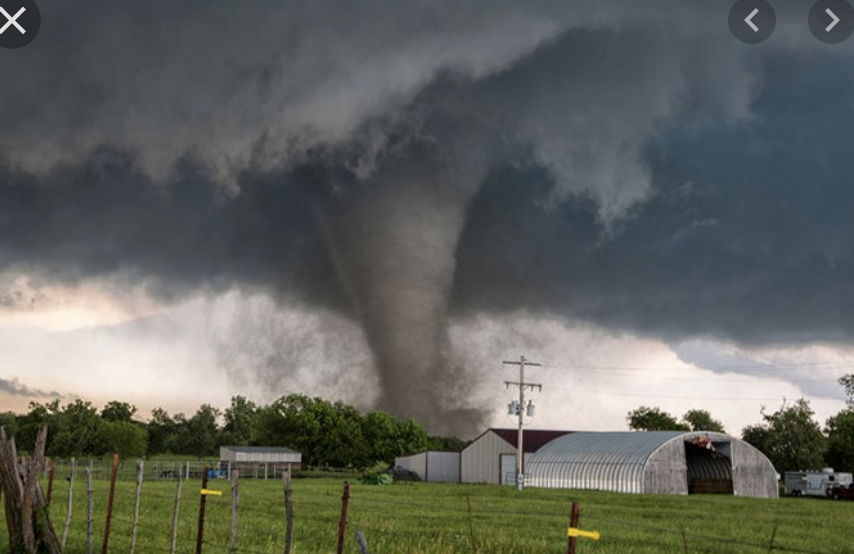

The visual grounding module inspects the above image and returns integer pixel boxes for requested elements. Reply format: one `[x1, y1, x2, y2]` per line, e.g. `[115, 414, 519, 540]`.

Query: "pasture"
[3, 471, 853, 554]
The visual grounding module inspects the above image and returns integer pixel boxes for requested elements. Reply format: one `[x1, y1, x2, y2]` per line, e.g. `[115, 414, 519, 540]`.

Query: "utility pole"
[503, 355, 543, 491]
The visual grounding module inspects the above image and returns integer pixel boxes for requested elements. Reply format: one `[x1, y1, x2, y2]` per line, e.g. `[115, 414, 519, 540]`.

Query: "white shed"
[395, 451, 460, 483]
[219, 446, 302, 476]
[461, 429, 574, 485]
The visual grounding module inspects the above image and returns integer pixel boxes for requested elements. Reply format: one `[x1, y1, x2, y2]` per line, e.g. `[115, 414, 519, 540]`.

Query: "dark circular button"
[0, 0, 40, 49]
[729, 0, 776, 44]
[809, 0, 854, 44]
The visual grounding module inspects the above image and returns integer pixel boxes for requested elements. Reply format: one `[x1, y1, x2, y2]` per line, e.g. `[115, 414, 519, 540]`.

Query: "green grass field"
[3, 475, 853, 554]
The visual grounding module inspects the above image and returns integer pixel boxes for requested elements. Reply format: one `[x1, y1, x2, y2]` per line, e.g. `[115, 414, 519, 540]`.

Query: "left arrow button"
[745, 8, 760, 32]
[729, 0, 776, 44]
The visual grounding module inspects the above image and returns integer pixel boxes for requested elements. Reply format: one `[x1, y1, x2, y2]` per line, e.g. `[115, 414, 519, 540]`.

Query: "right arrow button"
[810, 0, 854, 43]
[826, 8, 841, 31]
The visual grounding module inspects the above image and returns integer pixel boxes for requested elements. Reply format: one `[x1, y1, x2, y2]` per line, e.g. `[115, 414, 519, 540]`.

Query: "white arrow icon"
[745, 8, 760, 32]
[826, 8, 840, 32]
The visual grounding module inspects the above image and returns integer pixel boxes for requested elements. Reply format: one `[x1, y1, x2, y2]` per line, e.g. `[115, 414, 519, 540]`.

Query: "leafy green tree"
[256, 394, 375, 468]
[147, 408, 177, 454]
[221, 396, 258, 446]
[50, 400, 107, 457]
[0, 412, 18, 437]
[361, 412, 432, 465]
[681, 409, 725, 433]
[741, 399, 826, 472]
[825, 408, 854, 472]
[429, 436, 467, 452]
[627, 406, 690, 431]
[101, 401, 137, 423]
[741, 424, 771, 456]
[839, 374, 854, 406]
[395, 420, 431, 455]
[98, 421, 148, 458]
[17, 400, 61, 452]
[179, 405, 221, 456]
[361, 411, 401, 464]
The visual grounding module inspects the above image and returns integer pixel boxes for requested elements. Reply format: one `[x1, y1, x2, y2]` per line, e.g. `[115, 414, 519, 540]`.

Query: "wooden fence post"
[21, 432, 45, 553]
[170, 466, 184, 554]
[195, 465, 210, 554]
[102, 453, 120, 554]
[567, 501, 580, 554]
[130, 460, 144, 554]
[86, 467, 94, 554]
[336, 481, 350, 554]
[229, 469, 240, 554]
[62, 458, 77, 550]
[46, 461, 56, 505]
[355, 531, 369, 554]
[283, 469, 294, 554]
[0, 426, 61, 554]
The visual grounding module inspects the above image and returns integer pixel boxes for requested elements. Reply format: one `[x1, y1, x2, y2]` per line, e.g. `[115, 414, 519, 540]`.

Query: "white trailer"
[785, 469, 853, 498]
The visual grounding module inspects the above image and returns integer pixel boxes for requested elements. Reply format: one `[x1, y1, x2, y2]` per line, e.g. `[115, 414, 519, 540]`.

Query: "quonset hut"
[527, 431, 778, 498]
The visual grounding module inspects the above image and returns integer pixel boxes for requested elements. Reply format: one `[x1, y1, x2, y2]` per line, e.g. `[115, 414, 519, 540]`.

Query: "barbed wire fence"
[4, 455, 853, 554]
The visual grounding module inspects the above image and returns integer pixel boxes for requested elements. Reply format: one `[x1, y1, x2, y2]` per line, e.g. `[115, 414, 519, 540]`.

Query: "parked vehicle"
[785, 469, 854, 498]
[828, 483, 854, 501]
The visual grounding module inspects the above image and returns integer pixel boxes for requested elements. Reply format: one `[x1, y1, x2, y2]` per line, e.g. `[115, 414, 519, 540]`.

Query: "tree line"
[0, 394, 464, 469]
[2, 375, 851, 473]
[626, 374, 854, 473]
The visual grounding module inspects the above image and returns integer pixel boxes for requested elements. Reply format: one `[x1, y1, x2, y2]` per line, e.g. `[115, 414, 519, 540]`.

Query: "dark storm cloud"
[0, 149, 342, 306]
[0, 377, 60, 399]
[2, 0, 854, 431]
[454, 53, 854, 345]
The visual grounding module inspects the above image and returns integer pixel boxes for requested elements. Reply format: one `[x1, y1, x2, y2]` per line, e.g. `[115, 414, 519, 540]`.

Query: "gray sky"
[1, 0, 852, 435]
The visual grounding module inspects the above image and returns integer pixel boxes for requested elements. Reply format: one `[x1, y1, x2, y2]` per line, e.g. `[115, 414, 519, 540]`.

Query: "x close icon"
[0, 0, 39, 49]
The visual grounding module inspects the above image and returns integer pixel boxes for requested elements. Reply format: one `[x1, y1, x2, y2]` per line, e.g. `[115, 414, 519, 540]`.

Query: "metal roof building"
[219, 446, 302, 476]
[461, 428, 574, 485]
[527, 431, 778, 498]
[394, 451, 461, 483]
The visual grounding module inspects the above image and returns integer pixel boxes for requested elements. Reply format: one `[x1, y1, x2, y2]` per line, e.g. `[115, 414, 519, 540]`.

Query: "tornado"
[323, 117, 495, 435]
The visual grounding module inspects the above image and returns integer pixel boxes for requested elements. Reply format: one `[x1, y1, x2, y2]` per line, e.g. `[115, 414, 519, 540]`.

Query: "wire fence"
[3, 458, 852, 554]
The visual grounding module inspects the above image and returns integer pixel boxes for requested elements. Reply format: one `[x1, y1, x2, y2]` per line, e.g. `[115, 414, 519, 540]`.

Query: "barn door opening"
[684, 439, 734, 495]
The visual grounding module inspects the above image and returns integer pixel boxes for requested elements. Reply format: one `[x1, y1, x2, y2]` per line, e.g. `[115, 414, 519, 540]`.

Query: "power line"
[544, 366, 845, 384]
[543, 362, 852, 385]
[545, 361, 854, 373]
[545, 384, 798, 402]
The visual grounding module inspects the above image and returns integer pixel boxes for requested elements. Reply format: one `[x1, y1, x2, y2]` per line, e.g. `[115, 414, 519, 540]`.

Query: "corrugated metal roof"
[527, 432, 688, 493]
[532, 432, 685, 465]
[221, 446, 299, 454]
[488, 428, 575, 453]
